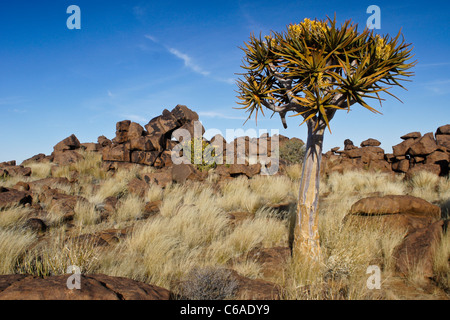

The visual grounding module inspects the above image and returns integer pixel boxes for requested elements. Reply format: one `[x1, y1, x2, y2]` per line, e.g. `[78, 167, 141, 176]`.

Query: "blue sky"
[0, 0, 449, 163]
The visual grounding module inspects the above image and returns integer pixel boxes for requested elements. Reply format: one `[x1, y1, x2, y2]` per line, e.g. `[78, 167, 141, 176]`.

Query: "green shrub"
[279, 139, 305, 164]
[182, 138, 217, 172]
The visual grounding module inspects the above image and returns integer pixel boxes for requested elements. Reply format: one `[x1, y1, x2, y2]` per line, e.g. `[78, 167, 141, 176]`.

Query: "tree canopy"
[237, 16, 416, 133]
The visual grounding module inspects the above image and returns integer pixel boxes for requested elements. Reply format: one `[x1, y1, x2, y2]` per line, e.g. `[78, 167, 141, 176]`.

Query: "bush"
[279, 139, 305, 164]
[178, 267, 239, 300]
[182, 138, 217, 172]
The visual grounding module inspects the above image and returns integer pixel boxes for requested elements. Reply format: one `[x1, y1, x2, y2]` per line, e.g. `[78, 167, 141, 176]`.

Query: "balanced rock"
[360, 138, 381, 147]
[400, 132, 421, 140]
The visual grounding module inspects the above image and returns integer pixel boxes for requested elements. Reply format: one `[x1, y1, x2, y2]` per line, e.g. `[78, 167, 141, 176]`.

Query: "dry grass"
[0, 228, 36, 274]
[18, 229, 104, 277]
[433, 230, 450, 291]
[2, 154, 450, 299]
[0, 206, 32, 228]
[74, 201, 100, 226]
[113, 194, 146, 223]
[25, 162, 53, 179]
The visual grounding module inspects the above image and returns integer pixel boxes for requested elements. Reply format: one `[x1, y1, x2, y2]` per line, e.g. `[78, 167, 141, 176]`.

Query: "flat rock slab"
[349, 195, 441, 219]
[0, 274, 171, 300]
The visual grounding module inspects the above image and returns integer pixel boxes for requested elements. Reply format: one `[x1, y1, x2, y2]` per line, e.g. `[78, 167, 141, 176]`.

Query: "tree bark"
[292, 118, 325, 261]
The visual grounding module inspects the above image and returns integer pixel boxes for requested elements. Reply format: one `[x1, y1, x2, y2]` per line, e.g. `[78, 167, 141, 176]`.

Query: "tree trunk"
[292, 119, 325, 261]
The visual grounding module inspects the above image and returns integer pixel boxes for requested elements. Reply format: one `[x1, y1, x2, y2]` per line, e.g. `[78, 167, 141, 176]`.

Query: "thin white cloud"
[144, 34, 158, 43]
[168, 48, 210, 76]
[144, 35, 235, 84]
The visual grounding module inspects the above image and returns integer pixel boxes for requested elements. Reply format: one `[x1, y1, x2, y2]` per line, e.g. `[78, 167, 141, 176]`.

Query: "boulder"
[435, 134, 450, 149]
[145, 110, 179, 136]
[127, 122, 144, 140]
[127, 178, 149, 198]
[400, 132, 422, 140]
[21, 153, 49, 164]
[392, 138, 416, 157]
[0, 164, 32, 177]
[159, 150, 174, 167]
[405, 163, 442, 179]
[24, 218, 47, 233]
[0, 274, 171, 300]
[346, 195, 441, 233]
[171, 104, 199, 124]
[172, 121, 205, 140]
[130, 151, 159, 166]
[228, 163, 261, 178]
[116, 120, 131, 133]
[425, 151, 449, 165]
[171, 163, 199, 184]
[344, 146, 384, 160]
[344, 139, 356, 151]
[393, 220, 444, 278]
[408, 132, 438, 156]
[102, 145, 131, 162]
[53, 134, 81, 152]
[97, 136, 112, 148]
[0, 188, 32, 209]
[129, 136, 155, 152]
[40, 188, 88, 222]
[436, 124, 450, 135]
[143, 169, 173, 188]
[360, 138, 381, 147]
[349, 195, 440, 218]
[53, 150, 84, 166]
[391, 159, 410, 173]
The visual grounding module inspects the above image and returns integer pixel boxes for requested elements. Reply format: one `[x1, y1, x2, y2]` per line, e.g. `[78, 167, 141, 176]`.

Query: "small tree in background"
[236, 17, 415, 261]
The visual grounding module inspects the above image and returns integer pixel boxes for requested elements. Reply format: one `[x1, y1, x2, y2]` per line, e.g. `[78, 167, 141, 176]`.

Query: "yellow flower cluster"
[264, 35, 277, 48]
[375, 36, 391, 60]
[317, 72, 325, 87]
[288, 18, 328, 38]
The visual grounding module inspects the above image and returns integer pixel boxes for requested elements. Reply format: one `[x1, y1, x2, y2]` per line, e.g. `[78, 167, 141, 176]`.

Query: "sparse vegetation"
[0, 151, 449, 299]
[279, 139, 306, 164]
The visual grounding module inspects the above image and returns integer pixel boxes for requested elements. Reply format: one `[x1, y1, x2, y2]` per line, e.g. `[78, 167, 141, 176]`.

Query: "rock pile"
[102, 105, 203, 168]
[322, 124, 450, 177]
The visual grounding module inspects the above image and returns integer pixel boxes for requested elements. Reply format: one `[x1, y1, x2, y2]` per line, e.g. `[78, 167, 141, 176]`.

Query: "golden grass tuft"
[0, 228, 36, 274]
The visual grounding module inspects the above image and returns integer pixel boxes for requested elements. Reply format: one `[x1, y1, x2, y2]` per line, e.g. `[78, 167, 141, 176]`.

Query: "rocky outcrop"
[322, 125, 450, 177]
[102, 105, 203, 169]
[0, 161, 32, 178]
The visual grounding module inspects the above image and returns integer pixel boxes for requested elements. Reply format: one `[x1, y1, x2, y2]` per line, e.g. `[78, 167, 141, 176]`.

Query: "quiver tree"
[236, 17, 415, 261]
